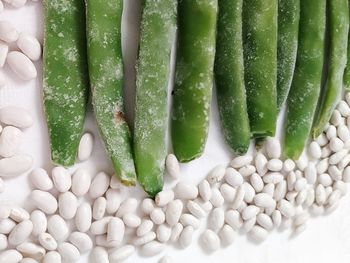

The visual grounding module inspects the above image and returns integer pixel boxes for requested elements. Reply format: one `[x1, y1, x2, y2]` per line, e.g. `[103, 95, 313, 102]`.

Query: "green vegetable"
[283, 0, 326, 159]
[242, 0, 278, 139]
[43, 0, 89, 167]
[86, 0, 136, 185]
[134, 0, 177, 197]
[172, 0, 218, 162]
[344, 7, 350, 90]
[214, 0, 250, 154]
[277, 0, 300, 111]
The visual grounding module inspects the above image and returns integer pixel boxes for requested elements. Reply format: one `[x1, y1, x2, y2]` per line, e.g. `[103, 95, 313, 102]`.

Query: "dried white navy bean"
[277, 200, 295, 218]
[0, 234, 7, 250]
[156, 224, 171, 243]
[329, 165, 342, 181]
[239, 165, 256, 177]
[321, 146, 332, 158]
[150, 208, 166, 225]
[17, 33, 41, 61]
[180, 214, 200, 229]
[294, 212, 309, 226]
[90, 247, 108, 263]
[230, 155, 252, 168]
[325, 186, 333, 201]
[219, 224, 235, 246]
[250, 173, 264, 192]
[316, 133, 328, 146]
[9, 0, 27, 8]
[141, 241, 164, 257]
[329, 149, 348, 165]
[200, 229, 220, 252]
[165, 199, 182, 226]
[166, 154, 180, 179]
[109, 175, 121, 189]
[315, 184, 326, 205]
[210, 188, 225, 207]
[8, 219, 33, 246]
[334, 181, 347, 195]
[331, 110, 342, 126]
[283, 159, 295, 173]
[272, 210, 282, 228]
[75, 132, 93, 162]
[309, 142, 322, 159]
[0, 154, 32, 177]
[243, 216, 257, 233]
[237, 201, 248, 213]
[231, 185, 245, 210]
[159, 255, 173, 263]
[107, 217, 124, 246]
[310, 204, 325, 216]
[187, 200, 206, 218]
[58, 242, 80, 262]
[109, 245, 135, 262]
[265, 137, 281, 159]
[198, 179, 211, 202]
[30, 210, 47, 237]
[296, 189, 307, 205]
[141, 198, 155, 215]
[10, 206, 30, 223]
[0, 126, 22, 158]
[0, 21, 18, 43]
[69, 232, 92, 253]
[38, 232, 57, 251]
[51, 166, 71, 192]
[267, 159, 283, 172]
[338, 101, 350, 116]
[255, 152, 268, 175]
[338, 154, 350, 170]
[137, 219, 153, 237]
[316, 158, 329, 174]
[304, 164, 316, 185]
[242, 182, 255, 203]
[263, 172, 283, 184]
[71, 168, 91, 197]
[42, 251, 61, 263]
[329, 137, 344, 152]
[195, 198, 213, 213]
[7, 51, 37, 80]
[20, 259, 39, 263]
[225, 167, 243, 187]
[248, 226, 268, 243]
[30, 168, 53, 191]
[16, 242, 45, 259]
[90, 217, 111, 236]
[304, 188, 315, 207]
[219, 183, 236, 202]
[95, 235, 112, 248]
[262, 183, 275, 197]
[116, 197, 137, 218]
[287, 171, 297, 191]
[286, 191, 298, 203]
[179, 226, 194, 248]
[155, 190, 174, 207]
[174, 182, 198, 200]
[123, 213, 141, 228]
[54, 192, 75, 219]
[207, 165, 226, 184]
[170, 223, 183, 243]
[0, 42, 8, 68]
[0, 249, 23, 263]
[225, 210, 242, 230]
[47, 215, 69, 242]
[208, 208, 225, 231]
[93, 197, 106, 220]
[274, 181, 287, 201]
[326, 125, 337, 139]
[0, 218, 16, 234]
[254, 193, 275, 208]
[294, 178, 307, 192]
[337, 125, 350, 141]
[328, 189, 341, 206]
[89, 172, 110, 199]
[242, 205, 260, 220]
[318, 173, 332, 187]
[75, 203, 92, 233]
[105, 189, 121, 214]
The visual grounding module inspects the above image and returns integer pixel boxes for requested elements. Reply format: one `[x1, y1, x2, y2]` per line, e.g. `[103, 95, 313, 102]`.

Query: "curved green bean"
[134, 0, 177, 197]
[86, 0, 137, 185]
[172, 0, 218, 162]
[283, 0, 326, 160]
[242, 0, 278, 139]
[312, 0, 349, 138]
[43, 0, 89, 167]
[214, 0, 250, 154]
[344, 11, 350, 90]
[277, 0, 300, 111]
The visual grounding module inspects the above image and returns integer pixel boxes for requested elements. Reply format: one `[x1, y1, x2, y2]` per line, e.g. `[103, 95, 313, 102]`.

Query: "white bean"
[30, 168, 53, 191]
[254, 193, 276, 208]
[294, 178, 307, 192]
[31, 190, 58, 215]
[42, 251, 61, 263]
[93, 197, 106, 220]
[47, 215, 69, 242]
[277, 200, 295, 218]
[123, 213, 141, 228]
[180, 214, 200, 229]
[219, 224, 235, 246]
[230, 155, 252, 168]
[179, 226, 194, 248]
[89, 172, 110, 199]
[150, 208, 165, 225]
[77, 132, 93, 161]
[105, 189, 121, 214]
[274, 180, 287, 201]
[257, 213, 273, 231]
[210, 188, 224, 207]
[0, 205, 10, 219]
[318, 173, 332, 187]
[337, 125, 350, 142]
[304, 164, 317, 184]
[7, 51, 37, 80]
[109, 245, 135, 262]
[0, 249, 23, 263]
[334, 181, 347, 195]
[263, 172, 283, 184]
[8, 220, 33, 246]
[328, 189, 341, 206]
[38, 233, 57, 251]
[141, 240, 164, 257]
[30, 210, 47, 237]
[207, 208, 224, 231]
[316, 158, 329, 174]
[169, 223, 183, 242]
[0, 126, 22, 158]
[219, 183, 236, 203]
[174, 182, 198, 200]
[141, 198, 155, 215]
[71, 168, 91, 197]
[20, 258, 38, 263]
[238, 165, 256, 177]
[0, 234, 7, 250]
[200, 229, 220, 252]
[137, 219, 153, 237]
[198, 179, 211, 201]
[267, 159, 283, 172]
[231, 185, 245, 210]
[16, 33, 41, 61]
[156, 224, 171, 243]
[265, 137, 281, 159]
[10, 206, 29, 222]
[0, 42, 8, 67]
[133, 232, 156, 246]
[308, 142, 322, 159]
[338, 154, 350, 170]
[248, 226, 268, 243]
[225, 167, 243, 187]
[116, 198, 138, 218]
[343, 166, 350, 182]
[165, 154, 180, 179]
[16, 242, 45, 259]
[90, 217, 111, 236]
[0, 106, 33, 128]
[155, 190, 174, 207]
[255, 153, 268, 175]
[106, 217, 124, 246]
[165, 199, 182, 226]
[51, 166, 71, 192]
[262, 183, 275, 197]
[109, 175, 121, 189]
[329, 165, 342, 181]
[329, 149, 348, 165]
[315, 184, 326, 205]
[329, 137, 344, 152]
[187, 200, 206, 218]
[242, 182, 255, 203]
[242, 205, 260, 220]
[90, 247, 108, 263]
[242, 217, 256, 233]
[75, 203, 92, 233]
[69, 232, 93, 253]
[0, 154, 32, 177]
[294, 212, 309, 226]
[331, 110, 342, 126]
[272, 210, 282, 228]
[250, 173, 264, 192]
[207, 165, 226, 184]
[0, 218, 16, 234]
[57, 242, 80, 262]
[338, 101, 350, 117]
[0, 21, 18, 43]
[58, 191, 77, 219]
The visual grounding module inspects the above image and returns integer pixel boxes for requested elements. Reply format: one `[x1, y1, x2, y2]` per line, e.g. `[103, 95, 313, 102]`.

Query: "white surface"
[1, 2, 350, 263]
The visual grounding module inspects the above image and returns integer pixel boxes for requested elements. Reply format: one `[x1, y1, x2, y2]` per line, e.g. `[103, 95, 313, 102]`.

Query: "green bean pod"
[86, 0, 136, 185]
[172, 0, 218, 162]
[214, 0, 250, 154]
[134, 0, 177, 197]
[312, 0, 349, 138]
[283, 0, 326, 159]
[344, 10, 350, 90]
[277, 0, 300, 111]
[43, 0, 89, 167]
[242, 0, 278, 139]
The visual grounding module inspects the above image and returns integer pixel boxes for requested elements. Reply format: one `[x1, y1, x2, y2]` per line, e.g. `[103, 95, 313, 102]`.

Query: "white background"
[1, 1, 350, 262]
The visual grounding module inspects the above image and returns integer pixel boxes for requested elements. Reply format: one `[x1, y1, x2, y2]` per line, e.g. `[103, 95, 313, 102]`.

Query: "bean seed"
[78, 132, 94, 161]
[179, 226, 194, 248]
[42, 251, 61, 263]
[165, 200, 182, 226]
[141, 241, 164, 256]
[30, 210, 47, 237]
[38, 233, 57, 251]
[58, 191, 77, 219]
[29, 168, 53, 191]
[165, 154, 180, 179]
[93, 197, 106, 220]
[69, 232, 93, 253]
[89, 172, 110, 199]
[8, 220, 33, 246]
[150, 208, 166, 225]
[57, 242, 80, 262]
[225, 167, 243, 187]
[248, 226, 268, 243]
[230, 155, 252, 168]
[107, 217, 124, 246]
[17, 33, 41, 61]
[71, 168, 91, 197]
[90, 247, 108, 263]
[225, 210, 242, 230]
[155, 190, 174, 207]
[47, 215, 69, 242]
[109, 245, 135, 262]
[200, 229, 220, 252]
[75, 203, 92, 233]
[51, 166, 71, 192]
[207, 165, 226, 184]
[174, 182, 198, 200]
[156, 224, 171, 243]
[7, 51, 37, 80]
[137, 219, 153, 237]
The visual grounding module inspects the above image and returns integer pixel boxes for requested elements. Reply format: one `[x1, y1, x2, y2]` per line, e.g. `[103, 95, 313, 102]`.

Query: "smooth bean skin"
[171, 0, 218, 162]
[312, 0, 349, 138]
[86, 0, 136, 185]
[277, 0, 300, 111]
[43, 0, 89, 167]
[283, 0, 326, 159]
[214, 0, 250, 154]
[243, 0, 278, 138]
[134, 0, 177, 197]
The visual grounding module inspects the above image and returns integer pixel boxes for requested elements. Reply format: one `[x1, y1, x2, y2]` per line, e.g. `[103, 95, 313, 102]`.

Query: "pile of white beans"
[0, 19, 41, 87]
[1, 94, 350, 263]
